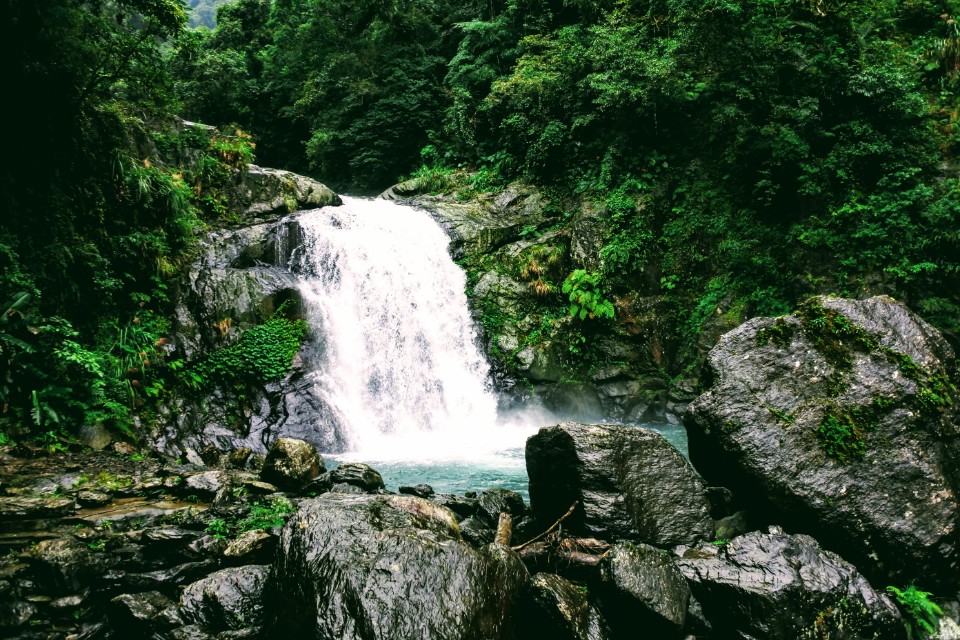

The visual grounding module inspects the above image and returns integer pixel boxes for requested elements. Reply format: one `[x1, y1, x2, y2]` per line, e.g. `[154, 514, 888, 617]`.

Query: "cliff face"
[385, 181, 704, 424]
[146, 133, 344, 461]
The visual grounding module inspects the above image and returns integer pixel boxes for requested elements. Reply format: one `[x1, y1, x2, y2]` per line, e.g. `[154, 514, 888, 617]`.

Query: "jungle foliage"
[172, 0, 960, 378]
[0, 0, 286, 445]
[4, 0, 960, 441]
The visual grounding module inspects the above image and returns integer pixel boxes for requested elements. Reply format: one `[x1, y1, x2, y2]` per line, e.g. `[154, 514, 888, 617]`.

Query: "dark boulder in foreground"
[262, 493, 528, 639]
[596, 542, 689, 639]
[686, 295, 960, 586]
[675, 528, 904, 639]
[525, 423, 714, 546]
[516, 573, 611, 640]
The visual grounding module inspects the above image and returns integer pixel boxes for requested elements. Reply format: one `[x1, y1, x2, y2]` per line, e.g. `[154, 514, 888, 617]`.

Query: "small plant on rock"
[887, 585, 943, 639]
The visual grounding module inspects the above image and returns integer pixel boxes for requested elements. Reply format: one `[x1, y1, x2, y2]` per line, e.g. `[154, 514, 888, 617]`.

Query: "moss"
[757, 317, 795, 347]
[766, 405, 796, 425]
[817, 396, 896, 463]
[796, 299, 879, 371]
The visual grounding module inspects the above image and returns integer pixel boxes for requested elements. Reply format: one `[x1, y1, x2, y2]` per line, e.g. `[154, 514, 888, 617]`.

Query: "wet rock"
[431, 494, 479, 520]
[713, 511, 750, 542]
[399, 483, 435, 498]
[76, 491, 112, 508]
[28, 538, 103, 595]
[329, 463, 384, 492]
[227, 448, 252, 469]
[239, 165, 341, 218]
[686, 295, 960, 586]
[50, 594, 86, 612]
[113, 442, 138, 456]
[188, 535, 228, 558]
[263, 493, 528, 639]
[142, 527, 199, 546]
[526, 423, 714, 546]
[180, 565, 270, 630]
[0, 598, 36, 629]
[516, 573, 611, 640]
[260, 438, 323, 491]
[459, 517, 495, 547]
[223, 530, 273, 560]
[675, 528, 904, 639]
[108, 591, 175, 634]
[78, 423, 113, 451]
[477, 488, 526, 526]
[330, 482, 366, 494]
[0, 497, 76, 520]
[596, 542, 689, 639]
[239, 479, 277, 495]
[119, 561, 219, 591]
[184, 471, 229, 499]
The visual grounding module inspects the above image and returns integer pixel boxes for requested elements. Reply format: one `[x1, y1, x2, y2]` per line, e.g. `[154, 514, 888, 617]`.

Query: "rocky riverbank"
[3, 296, 959, 639]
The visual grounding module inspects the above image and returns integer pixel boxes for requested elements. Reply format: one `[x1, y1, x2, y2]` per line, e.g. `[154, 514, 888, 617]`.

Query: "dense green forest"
[2, 0, 960, 443]
[0, 0, 257, 442]
[173, 0, 960, 370]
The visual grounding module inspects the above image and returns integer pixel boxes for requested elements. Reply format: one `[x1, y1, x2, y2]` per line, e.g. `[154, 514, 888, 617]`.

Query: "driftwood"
[494, 512, 512, 546]
[512, 502, 578, 551]
[516, 534, 611, 569]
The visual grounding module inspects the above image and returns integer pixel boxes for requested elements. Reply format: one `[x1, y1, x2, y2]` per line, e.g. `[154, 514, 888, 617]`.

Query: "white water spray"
[287, 197, 542, 463]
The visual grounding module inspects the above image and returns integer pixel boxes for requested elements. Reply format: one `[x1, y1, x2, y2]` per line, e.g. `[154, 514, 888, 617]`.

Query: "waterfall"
[286, 197, 525, 461]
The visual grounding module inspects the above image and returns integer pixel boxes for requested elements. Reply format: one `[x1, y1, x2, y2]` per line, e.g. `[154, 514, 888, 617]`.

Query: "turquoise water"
[326, 422, 688, 501]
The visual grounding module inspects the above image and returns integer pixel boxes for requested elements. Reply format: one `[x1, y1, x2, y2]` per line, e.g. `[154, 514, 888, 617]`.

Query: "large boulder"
[262, 493, 529, 639]
[675, 528, 904, 639]
[525, 423, 714, 546]
[235, 165, 341, 219]
[180, 565, 270, 631]
[516, 573, 611, 640]
[685, 295, 960, 586]
[260, 438, 324, 491]
[596, 543, 689, 639]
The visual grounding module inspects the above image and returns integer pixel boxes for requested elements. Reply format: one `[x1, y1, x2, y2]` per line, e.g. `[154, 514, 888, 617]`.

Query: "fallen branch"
[511, 502, 578, 551]
[516, 535, 611, 570]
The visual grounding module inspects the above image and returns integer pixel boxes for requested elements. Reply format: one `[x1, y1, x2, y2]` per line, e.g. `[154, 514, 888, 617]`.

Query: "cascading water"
[285, 197, 543, 488]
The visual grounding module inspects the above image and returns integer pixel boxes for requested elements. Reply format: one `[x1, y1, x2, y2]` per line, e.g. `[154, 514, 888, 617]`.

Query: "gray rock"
[526, 423, 714, 546]
[399, 484, 435, 498]
[686, 295, 960, 586]
[329, 462, 384, 492]
[431, 494, 479, 520]
[0, 497, 76, 520]
[78, 423, 113, 450]
[260, 438, 324, 491]
[184, 471, 229, 499]
[27, 538, 102, 595]
[459, 516, 495, 547]
[477, 488, 526, 526]
[223, 530, 273, 559]
[516, 573, 611, 640]
[180, 565, 270, 630]
[238, 165, 341, 218]
[76, 491, 112, 508]
[262, 493, 528, 639]
[108, 591, 175, 633]
[596, 542, 689, 639]
[675, 528, 904, 639]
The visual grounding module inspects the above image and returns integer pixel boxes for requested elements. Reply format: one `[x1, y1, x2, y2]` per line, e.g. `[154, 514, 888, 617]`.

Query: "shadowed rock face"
[597, 542, 689, 639]
[525, 422, 714, 546]
[686, 295, 960, 587]
[262, 493, 529, 640]
[516, 573, 611, 640]
[675, 528, 904, 640]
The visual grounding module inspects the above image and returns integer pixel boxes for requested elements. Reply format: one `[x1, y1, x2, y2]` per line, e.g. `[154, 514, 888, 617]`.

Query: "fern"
[888, 585, 944, 639]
